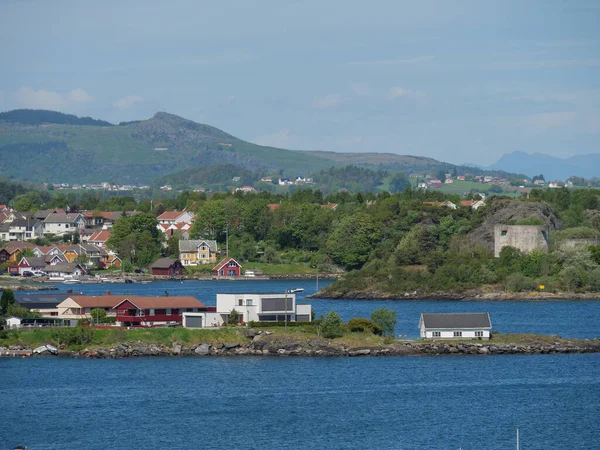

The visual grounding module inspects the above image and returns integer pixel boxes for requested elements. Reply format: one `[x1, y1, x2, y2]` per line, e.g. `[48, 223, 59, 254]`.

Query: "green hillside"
[0, 109, 521, 185]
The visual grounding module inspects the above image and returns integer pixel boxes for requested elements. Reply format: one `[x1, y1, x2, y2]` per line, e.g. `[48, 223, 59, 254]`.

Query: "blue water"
[45, 279, 600, 338]
[1, 354, 599, 449]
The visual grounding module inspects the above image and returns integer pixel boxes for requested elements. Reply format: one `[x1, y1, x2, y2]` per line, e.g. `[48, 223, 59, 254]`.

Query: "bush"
[370, 308, 397, 337]
[504, 273, 535, 292]
[347, 318, 382, 335]
[51, 326, 95, 347]
[228, 309, 240, 325]
[248, 321, 314, 328]
[320, 311, 343, 338]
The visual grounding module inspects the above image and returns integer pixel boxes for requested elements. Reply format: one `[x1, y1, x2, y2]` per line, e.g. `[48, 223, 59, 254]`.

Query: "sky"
[0, 0, 599, 166]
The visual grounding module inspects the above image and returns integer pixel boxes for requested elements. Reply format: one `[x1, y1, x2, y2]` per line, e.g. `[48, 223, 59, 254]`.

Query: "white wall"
[420, 327, 490, 340]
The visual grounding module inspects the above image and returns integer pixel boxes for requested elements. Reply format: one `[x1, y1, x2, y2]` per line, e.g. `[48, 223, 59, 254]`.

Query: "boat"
[63, 279, 79, 285]
[140, 280, 152, 284]
[288, 288, 304, 293]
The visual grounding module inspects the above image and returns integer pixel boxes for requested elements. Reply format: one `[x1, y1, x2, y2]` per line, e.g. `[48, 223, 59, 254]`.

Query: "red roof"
[114, 296, 206, 310]
[267, 204, 281, 212]
[157, 211, 186, 220]
[212, 257, 242, 271]
[68, 295, 128, 308]
[88, 230, 111, 242]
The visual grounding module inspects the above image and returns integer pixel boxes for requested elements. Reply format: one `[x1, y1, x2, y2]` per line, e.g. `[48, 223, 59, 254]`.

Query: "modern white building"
[183, 292, 312, 328]
[419, 313, 492, 340]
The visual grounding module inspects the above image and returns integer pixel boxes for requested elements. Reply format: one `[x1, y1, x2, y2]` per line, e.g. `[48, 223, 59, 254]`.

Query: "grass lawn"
[240, 262, 318, 275]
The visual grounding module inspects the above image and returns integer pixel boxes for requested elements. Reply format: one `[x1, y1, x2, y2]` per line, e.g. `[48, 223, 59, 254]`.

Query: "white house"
[43, 213, 85, 237]
[183, 292, 312, 328]
[419, 313, 492, 340]
[157, 211, 195, 225]
[6, 316, 22, 329]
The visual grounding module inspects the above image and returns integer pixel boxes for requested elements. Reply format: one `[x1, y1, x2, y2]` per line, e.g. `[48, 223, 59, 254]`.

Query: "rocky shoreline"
[313, 289, 600, 301]
[3, 331, 599, 359]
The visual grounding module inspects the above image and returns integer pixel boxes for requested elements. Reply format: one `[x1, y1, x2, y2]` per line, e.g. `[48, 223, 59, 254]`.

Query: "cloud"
[112, 95, 144, 110]
[15, 87, 94, 110]
[348, 56, 434, 66]
[312, 93, 342, 109]
[349, 82, 370, 97]
[386, 87, 428, 105]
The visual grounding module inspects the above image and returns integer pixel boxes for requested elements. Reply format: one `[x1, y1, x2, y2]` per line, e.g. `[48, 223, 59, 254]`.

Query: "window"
[238, 299, 243, 306]
[453, 331, 462, 337]
[475, 331, 483, 337]
[501, 230, 507, 236]
[432, 331, 441, 337]
[149, 309, 155, 316]
[246, 299, 253, 306]
[166, 308, 172, 315]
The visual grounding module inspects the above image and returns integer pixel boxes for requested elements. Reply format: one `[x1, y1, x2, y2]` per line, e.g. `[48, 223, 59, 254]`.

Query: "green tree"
[370, 308, 397, 337]
[190, 200, 226, 241]
[326, 212, 380, 269]
[90, 308, 107, 324]
[1, 289, 16, 316]
[390, 174, 411, 193]
[320, 310, 343, 338]
[108, 213, 163, 267]
[228, 308, 240, 325]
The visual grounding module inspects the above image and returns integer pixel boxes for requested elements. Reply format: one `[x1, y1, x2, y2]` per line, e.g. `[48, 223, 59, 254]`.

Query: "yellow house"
[179, 239, 218, 266]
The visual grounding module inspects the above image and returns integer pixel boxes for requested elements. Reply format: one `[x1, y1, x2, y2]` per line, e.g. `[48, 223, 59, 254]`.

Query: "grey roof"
[179, 239, 218, 252]
[44, 213, 83, 223]
[47, 262, 83, 273]
[420, 313, 491, 329]
[15, 293, 76, 309]
[21, 256, 46, 268]
[152, 257, 180, 269]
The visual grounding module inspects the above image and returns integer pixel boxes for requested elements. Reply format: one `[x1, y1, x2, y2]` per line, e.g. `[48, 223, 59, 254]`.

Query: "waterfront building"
[419, 313, 492, 340]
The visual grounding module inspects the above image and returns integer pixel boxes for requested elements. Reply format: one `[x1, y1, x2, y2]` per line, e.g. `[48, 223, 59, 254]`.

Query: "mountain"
[0, 109, 520, 184]
[488, 151, 600, 181]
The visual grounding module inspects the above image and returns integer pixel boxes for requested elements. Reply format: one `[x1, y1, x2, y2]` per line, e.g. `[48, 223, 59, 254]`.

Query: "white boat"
[288, 288, 304, 293]
[63, 279, 79, 284]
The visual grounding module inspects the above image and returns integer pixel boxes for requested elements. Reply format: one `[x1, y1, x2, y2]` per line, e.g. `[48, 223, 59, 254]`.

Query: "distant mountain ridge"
[488, 151, 600, 181]
[0, 109, 522, 184]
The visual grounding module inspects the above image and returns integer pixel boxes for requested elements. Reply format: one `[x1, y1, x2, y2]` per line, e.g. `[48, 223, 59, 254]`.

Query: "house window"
[150, 309, 155, 316]
[432, 331, 441, 337]
[246, 299, 253, 306]
[453, 331, 462, 337]
[239, 299, 243, 306]
[475, 331, 483, 337]
[501, 230, 507, 236]
[166, 308, 172, 315]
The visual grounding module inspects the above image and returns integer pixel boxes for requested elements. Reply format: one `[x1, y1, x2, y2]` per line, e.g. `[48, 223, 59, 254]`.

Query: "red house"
[151, 258, 184, 276]
[113, 295, 207, 326]
[212, 257, 242, 277]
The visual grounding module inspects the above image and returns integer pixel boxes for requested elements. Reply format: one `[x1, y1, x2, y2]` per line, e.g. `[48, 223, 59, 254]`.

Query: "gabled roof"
[212, 257, 242, 271]
[66, 295, 127, 308]
[179, 239, 218, 252]
[4, 241, 36, 253]
[114, 296, 206, 310]
[15, 292, 76, 309]
[420, 313, 491, 329]
[47, 262, 85, 274]
[88, 230, 111, 242]
[151, 257, 181, 269]
[19, 256, 46, 268]
[44, 213, 83, 223]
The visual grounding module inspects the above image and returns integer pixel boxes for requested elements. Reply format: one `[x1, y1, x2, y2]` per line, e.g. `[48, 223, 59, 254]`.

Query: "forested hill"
[0, 109, 521, 185]
[0, 109, 112, 126]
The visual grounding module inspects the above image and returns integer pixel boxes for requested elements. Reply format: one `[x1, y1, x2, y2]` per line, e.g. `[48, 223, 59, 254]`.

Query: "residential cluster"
[5, 291, 312, 329]
[43, 183, 150, 191]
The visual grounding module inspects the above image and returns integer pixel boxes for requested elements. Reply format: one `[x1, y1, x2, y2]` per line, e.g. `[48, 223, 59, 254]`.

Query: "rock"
[348, 349, 371, 356]
[224, 342, 240, 350]
[277, 349, 291, 355]
[478, 347, 490, 354]
[245, 329, 259, 339]
[195, 343, 211, 355]
[172, 344, 182, 355]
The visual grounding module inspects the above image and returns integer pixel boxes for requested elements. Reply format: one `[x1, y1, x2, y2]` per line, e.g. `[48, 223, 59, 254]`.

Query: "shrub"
[504, 273, 535, 292]
[347, 318, 382, 335]
[370, 308, 397, 337]
[228, 309, 240, 325]
[320, 311, 343, 338]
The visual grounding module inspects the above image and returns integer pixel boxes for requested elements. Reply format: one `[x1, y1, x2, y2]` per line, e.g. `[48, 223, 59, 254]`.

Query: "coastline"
[311, 289, 600, 301]
[2, 332, 599, 359]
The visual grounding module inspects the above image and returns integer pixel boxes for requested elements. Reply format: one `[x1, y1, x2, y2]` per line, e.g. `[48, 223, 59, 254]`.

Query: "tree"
[228, 308, 240, 325]
[190, 200, 226, 241]
[90, 308, 107, 324]
[326, 212, 380, 269]
[320, 310, 343, 338]
[370, 308, 397, 337]
[390, 174, 411, 194]
[1, 289, 16, 316]
[108, 213, 163, 267]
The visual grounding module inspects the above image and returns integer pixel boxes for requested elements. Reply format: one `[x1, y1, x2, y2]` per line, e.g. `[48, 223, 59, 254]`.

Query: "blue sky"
[1, 0, 599, 165]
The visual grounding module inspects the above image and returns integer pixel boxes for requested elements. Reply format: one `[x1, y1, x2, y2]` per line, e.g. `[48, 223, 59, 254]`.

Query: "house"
[179, 239, 218, 266]
[114, 296, 207, 326]
[419, 313, 492, 340]
[87, 230, 111, 247]
[3, 241, 36, 262]
[56, 294, 126, 319]
[457, 176, 466, 181]
[45, 263, 86, 278]
[212, 257, 242, 277]
[459, 199, 486, 210]
[6, 316, 22, 329]
[15, 292, 77, 317]
[182, 292, 312, 328]
[423, 201, 457, 209]
[0, 248, 10, 263]
[157, 211, 195, 226]
[267, 204, 281, 212]
[236, 186, 256, 193]
[151, 258, 184, 276]
[43, 213, 85, 237]
[428, 180, 443, 188]
[158, 222, 192, 239]
[0, 216, 44, 241]
[14, 256, 47, 275]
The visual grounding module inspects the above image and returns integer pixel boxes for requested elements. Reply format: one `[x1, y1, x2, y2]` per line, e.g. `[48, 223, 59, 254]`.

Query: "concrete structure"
[494, 224, 549, 257]
[419, 313, 492, 340]
[182, 293, 312, 328]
